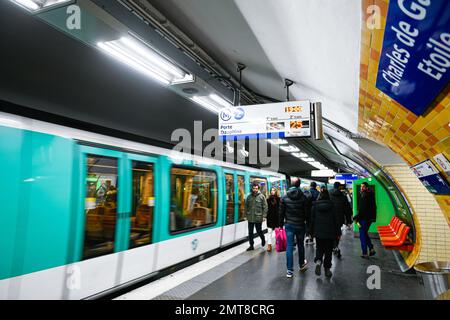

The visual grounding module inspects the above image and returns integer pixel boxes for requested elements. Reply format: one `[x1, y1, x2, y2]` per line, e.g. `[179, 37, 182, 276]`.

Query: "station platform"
[116, 229, 425, 300]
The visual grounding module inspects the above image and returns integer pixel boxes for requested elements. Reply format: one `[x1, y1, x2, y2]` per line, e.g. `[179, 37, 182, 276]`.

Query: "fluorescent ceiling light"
[292, 152, 308, 158]
[267, 139, 288, 145]
[97, 36, 192, 85]
[10, 0, 71, 11]
[311, 170, 336, 177]
[303, 157, 316, 162]
[280, 145, 299, 153]
[209, 94, 232, 108]
[191, 96, 221, 113]
[310, 162, 326, 169]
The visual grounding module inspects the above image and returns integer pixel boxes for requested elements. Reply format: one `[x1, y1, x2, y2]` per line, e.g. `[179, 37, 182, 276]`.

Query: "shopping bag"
[275, 227, 287, 252]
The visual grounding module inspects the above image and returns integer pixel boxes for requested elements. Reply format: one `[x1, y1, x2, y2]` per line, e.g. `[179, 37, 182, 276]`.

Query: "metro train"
[0, 112, 287, 299]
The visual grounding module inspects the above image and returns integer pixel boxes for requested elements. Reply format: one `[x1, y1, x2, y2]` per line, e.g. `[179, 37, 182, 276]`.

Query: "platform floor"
[116, 228, 425, 300]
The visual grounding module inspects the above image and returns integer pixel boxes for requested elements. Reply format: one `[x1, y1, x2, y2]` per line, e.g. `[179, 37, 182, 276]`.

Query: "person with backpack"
[279, 178, 308, 278]
[311, 187, 341, 278]
[329, 182, 352, 258]
[266, 187, 281, 252]
[304, 181, 319, 245]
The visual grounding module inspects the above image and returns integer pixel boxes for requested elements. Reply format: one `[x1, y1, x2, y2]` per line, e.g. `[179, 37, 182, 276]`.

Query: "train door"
[119, 153, 159, 284]
[234, 173, 249, 240]
[221, 170, 237, 246]
[72, 146, 127, 298]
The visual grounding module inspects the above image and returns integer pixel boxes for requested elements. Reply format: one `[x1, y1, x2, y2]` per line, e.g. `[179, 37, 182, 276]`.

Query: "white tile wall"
[385, 165, 450, 263]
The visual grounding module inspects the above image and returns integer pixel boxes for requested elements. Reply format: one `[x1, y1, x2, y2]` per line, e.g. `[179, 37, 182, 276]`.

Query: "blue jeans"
[285, 224, 306, 271]
[359, 220, 374, 254]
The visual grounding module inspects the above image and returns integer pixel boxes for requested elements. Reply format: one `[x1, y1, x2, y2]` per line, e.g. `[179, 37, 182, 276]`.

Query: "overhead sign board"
[411, 160, 450, 195]
[218, 101, 312, 140]
[335, 174, 359, 181]
[376, 0, 450, 115]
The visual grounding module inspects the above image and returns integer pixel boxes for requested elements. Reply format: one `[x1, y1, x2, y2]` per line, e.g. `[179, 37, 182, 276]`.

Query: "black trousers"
[248, 222, 264, 247]
[314, 238, 334, 269]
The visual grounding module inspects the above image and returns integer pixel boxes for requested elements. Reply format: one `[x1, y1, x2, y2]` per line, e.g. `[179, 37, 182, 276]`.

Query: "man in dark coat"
[279, 179, 308, 278]
[304, 182, 319, 245]
[354, 182, 377, 258]
[329, 182, 352, 258]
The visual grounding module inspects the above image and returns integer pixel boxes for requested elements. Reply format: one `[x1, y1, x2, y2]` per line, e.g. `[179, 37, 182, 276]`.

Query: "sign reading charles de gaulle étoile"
[376, 0, 450, 116]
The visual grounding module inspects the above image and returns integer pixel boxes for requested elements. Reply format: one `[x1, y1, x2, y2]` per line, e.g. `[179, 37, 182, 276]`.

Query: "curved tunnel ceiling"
[150, 0, 362, 133]
[0, 0, 369, 177]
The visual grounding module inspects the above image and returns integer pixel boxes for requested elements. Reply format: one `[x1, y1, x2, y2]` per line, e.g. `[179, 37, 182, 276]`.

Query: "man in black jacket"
[279, 179, 308, 278]
[329, 182, 352, 258]
[354, 182, 377, 258]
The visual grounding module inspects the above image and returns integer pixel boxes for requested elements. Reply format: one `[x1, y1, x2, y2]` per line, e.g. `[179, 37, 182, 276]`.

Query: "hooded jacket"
[310, 200, 341, 239]
[329, 188, 352, 227]
[279, 187, 307, 227]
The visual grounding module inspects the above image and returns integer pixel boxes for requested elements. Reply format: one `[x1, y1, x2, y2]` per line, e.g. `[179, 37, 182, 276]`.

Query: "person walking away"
[329, 182, 352, 258]
[245, 183, 268, 251]
[279, 179, 308, 278]
[354, 182, 377, 258]
[311, 187, 341, 278]
[304, 182, 319, 245]
[266, 187, 281, 252]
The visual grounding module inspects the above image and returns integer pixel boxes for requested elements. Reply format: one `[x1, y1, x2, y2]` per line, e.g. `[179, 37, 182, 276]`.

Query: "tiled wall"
[358, 0, 450, 227]
[384, 165, 450, 263]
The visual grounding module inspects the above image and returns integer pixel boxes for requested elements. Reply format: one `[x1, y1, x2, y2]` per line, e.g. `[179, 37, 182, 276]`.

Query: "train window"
[237, 175, 246, 222]
[83, 155, 118, 260]
[250, 176, 268, 198]
[225, 174, 235, 225]
[130, 161, 154, 249]
[271, 179, 281, 192]
[170, 167, 217, 233]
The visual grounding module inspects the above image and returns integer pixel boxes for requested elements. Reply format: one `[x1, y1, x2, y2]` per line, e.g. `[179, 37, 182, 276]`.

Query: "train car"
[0, 111, 287, 300]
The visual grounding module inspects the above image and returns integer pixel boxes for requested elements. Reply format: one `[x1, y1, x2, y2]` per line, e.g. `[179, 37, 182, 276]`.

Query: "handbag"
[275, 227, 287, 252]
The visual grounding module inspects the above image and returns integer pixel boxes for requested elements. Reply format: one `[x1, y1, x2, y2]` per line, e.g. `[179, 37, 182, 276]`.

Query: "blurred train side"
[0, 112, 286, 299]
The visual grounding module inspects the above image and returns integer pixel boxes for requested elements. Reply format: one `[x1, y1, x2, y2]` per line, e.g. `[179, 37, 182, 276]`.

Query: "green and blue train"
[0, 112, 286, 299]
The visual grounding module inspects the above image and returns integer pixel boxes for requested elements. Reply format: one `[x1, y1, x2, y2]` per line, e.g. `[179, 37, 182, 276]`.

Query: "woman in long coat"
[266, 187, 281, 252]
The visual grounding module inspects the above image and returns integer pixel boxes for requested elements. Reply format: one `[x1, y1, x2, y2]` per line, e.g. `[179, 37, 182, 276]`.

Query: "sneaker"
[300, 260, 308, 272]
[369, 249, 376, 256]
[325, 268, 333, 278]
[315, 261, 322, 276]
[286, 270, 294, 278]
[360, 254, 369, 259]
[246, 246, 254, 251]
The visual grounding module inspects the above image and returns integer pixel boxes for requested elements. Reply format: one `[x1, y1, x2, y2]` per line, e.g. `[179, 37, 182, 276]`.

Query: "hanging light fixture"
[97, 35, 193, 85]
[9, 0, 71, 12]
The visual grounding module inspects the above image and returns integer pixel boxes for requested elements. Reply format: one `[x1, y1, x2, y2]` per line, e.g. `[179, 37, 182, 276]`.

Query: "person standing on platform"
[304, 181, 319, 245]
[329, 182, 352, 258]
[245, 183, 268, 251]
[266, 187, 281, 252]
[279, 178, 308, 278]
[354, 182, 377, 258]
[311, 187, 341, 278]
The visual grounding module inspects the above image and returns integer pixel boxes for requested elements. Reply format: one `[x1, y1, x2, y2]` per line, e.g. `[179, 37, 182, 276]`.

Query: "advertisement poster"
[411, 160, 450, 195]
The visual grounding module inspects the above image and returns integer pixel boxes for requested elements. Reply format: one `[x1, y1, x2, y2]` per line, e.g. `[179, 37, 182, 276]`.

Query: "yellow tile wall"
[358, 0, 450, 227]
[384, 165, 450, 263]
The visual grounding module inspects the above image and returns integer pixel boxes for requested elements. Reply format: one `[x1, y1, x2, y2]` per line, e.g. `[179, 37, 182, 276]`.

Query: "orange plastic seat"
[378, 219, 403, 236]
[377, 216, 399, 232]
[381, 225, 410, 246]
